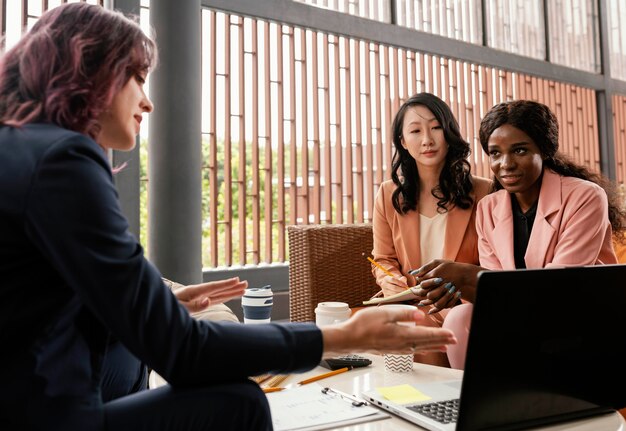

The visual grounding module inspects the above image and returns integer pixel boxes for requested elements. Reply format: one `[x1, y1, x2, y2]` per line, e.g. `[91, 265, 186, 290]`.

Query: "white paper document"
[267, 383, 389, 431]
[362, 286, 421, 305]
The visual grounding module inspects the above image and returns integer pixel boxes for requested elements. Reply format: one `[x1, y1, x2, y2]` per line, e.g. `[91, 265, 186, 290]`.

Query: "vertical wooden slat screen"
[287, 26, 297, 228]
[310, 31, 321, 225]
[353, 40, 364, 223]
[7, 2, 616, 269]
[249, 18, 259, 265]
[236, 16, 246, 265]
[0, 0, 102, 47]
[222, 14, 232, 266]
[343, 37, 353, 224]
[331, 34, 342, 223]
[262, 21, 273, 262]
[201, 8, 604, 267]
[276, 23, 286, 261]
[614, 95, 626, 185]
[206, 10, 219, 268]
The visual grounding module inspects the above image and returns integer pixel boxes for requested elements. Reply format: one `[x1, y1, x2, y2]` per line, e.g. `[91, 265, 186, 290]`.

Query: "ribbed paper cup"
[380, 304, 417, 373]
[383, 353, 414, 372]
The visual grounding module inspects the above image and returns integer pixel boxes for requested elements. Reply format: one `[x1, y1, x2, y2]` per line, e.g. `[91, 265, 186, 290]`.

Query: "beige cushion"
[148, 279, 240, 388]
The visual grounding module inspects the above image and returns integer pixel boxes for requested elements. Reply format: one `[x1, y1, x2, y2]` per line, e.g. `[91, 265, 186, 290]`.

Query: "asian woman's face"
[96, 73, 153, 151]
[400, 105, 448, 171]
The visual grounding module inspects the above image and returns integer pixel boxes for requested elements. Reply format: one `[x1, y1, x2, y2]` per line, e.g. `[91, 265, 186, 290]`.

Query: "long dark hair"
[0, 3, 157, 140]
[479, 100, 626, 240]
[390, 92, 474, 214]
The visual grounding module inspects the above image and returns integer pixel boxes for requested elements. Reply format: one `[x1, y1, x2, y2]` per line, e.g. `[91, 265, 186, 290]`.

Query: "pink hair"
[0, 3, 157, 139]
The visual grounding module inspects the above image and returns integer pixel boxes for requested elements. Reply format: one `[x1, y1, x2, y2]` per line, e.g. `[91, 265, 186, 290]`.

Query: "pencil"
[366, 256, 396, 278]
[262, 387, 285, 393]
[297, 367, 350, 385]
[264, 374, 290, 388]
[250, 373, 272, 385]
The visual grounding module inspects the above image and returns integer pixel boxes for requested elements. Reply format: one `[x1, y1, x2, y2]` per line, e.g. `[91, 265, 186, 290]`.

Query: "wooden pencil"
[366, 256, 396, 278]
[297, 367, 350, 385]
[263, 374, 290, 388]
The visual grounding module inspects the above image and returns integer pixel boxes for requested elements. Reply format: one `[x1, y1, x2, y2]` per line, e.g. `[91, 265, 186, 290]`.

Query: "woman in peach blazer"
[373, 177, 491, 287]
[371, 93, 491, 367]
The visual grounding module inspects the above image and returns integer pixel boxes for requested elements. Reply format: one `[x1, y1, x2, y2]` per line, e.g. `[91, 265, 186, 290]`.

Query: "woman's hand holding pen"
[379, 274, 410, 296]
[320, 306, 457, 358]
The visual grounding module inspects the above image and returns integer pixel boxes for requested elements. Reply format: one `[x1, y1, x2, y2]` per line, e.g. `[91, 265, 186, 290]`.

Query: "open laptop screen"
[456, 264, 626, 430]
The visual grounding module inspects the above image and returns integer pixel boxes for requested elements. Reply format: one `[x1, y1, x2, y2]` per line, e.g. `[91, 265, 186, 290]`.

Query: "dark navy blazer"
[0, 124, 322, 430]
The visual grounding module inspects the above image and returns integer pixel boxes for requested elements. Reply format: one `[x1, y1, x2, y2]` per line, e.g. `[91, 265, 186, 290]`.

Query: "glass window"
[394, 0, 483, 44]
[547, 0, 600, 73]
[485, 0, 546, 60]
[608, 0, 626, 80]
[294, 0, 391, 23]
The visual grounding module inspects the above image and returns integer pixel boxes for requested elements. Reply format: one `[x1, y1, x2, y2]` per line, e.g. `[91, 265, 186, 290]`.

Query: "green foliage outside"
[139, 138, 292, 268]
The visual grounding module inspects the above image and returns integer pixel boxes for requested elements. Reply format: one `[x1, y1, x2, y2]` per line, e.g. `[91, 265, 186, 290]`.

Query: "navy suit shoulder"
[0, 124, 323, 430]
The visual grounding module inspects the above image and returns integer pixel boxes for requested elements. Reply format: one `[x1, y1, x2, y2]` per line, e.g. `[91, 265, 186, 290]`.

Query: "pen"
[263, 387, 285, 393]
[297, 367, 350, 385]
[366, 256, 396, 279]
[321, 387, 368, 406]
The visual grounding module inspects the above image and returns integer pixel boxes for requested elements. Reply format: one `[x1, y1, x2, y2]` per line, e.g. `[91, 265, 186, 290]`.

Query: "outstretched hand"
[320, 306, 457, 358]
[174, 277, 248, 313]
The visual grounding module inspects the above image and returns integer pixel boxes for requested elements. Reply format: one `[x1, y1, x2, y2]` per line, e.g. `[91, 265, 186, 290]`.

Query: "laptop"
[363, 264, 626, 430]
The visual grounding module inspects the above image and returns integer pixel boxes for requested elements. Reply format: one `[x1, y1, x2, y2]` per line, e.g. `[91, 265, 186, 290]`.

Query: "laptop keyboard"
[407, 399, 460, 424]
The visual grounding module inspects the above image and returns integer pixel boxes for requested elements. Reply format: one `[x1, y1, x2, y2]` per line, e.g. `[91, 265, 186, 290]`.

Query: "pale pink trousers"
[442, 303, 474, 370]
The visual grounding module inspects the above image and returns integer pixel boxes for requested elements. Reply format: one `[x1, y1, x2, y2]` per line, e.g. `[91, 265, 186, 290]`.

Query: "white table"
[278, 354, 626, 431]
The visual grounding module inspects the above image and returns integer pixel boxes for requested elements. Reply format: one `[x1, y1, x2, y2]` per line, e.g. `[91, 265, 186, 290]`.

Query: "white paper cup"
[380, 304, 417, 373]
[315, 302, 351, 327]
[241, 286, 273, 324]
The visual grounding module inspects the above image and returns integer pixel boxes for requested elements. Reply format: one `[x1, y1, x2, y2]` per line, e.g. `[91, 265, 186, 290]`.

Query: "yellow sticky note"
[376, 384, 432, 405]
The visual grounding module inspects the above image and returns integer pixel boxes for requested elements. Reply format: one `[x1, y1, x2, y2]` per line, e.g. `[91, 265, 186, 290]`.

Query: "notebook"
[363, 264, 626, 431]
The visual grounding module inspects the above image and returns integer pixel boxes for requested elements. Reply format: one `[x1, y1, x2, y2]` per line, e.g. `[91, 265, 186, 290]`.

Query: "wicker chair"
[287, 223, 380, 322]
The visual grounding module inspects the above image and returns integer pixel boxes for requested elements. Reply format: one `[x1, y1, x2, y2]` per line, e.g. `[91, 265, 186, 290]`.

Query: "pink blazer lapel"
[525, 170, 561, 268]
[491, 192, 516, 269]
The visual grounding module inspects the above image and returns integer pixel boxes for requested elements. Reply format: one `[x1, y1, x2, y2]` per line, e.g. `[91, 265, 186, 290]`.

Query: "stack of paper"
[267, 383, 389, 431]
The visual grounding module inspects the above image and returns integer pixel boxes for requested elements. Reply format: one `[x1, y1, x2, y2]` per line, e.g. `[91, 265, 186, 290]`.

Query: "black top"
[0, 123, 322, 430]
[511, 194, 538, 269]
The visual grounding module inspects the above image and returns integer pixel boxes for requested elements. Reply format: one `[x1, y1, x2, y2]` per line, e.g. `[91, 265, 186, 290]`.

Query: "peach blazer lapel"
[442, 204, 472, 260]
[394, 208, 423, 269]
[525, 169, 560, 268]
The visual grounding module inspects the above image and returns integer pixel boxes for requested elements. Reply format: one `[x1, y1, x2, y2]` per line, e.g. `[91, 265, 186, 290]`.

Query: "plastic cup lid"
[244, 287, 273, 297]
[316, 301, 349, 311]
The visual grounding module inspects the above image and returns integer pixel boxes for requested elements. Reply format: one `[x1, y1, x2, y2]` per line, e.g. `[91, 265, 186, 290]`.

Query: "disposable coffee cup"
[241, 286, 273, 324]
[380, 304, 417, 372]
[315, 302, 351, 327]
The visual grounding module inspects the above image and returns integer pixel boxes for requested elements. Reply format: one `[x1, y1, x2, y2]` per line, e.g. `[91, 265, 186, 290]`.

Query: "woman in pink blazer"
[371, 93, 491, 366]
[415, 100, 625, 368]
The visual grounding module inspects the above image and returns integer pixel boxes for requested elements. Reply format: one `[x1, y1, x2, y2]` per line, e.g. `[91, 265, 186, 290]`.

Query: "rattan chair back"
[287, 223, 379, 322]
